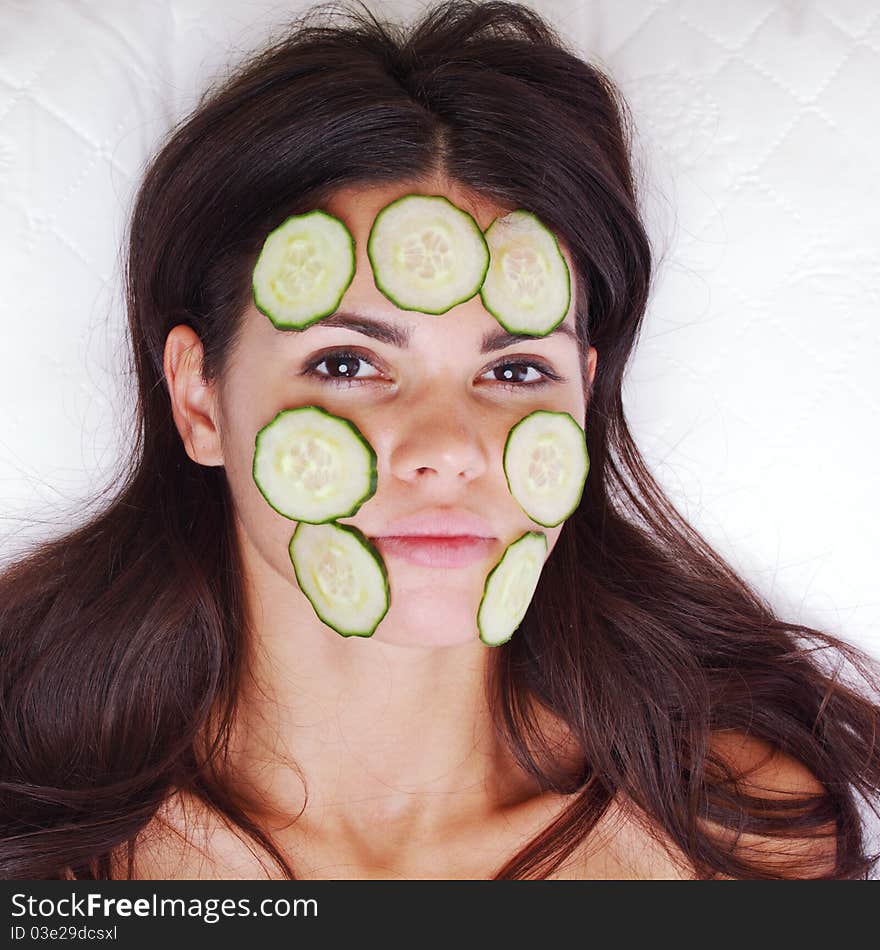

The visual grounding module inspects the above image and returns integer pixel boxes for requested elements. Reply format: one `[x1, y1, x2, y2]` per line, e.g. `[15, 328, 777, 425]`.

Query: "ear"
[163, 324, 224, 467]
[586, 346, 598, 388]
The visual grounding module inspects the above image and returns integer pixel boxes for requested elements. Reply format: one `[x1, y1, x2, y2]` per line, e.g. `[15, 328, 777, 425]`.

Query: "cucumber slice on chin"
[503, 409, 589, 527]
[478, 531, 547, 646]
[367, 193, 490, 314]
[290, 521, 390, 637]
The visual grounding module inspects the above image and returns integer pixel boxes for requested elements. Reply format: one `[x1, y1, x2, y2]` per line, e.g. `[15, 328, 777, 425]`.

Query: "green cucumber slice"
[367, 193, 490, 314]
[289, 521, 390, 637]
[503, 409, 589, 527]
[253, 210, 356, 329]
[477, 531, 547, 647]
[480, 210, 571, 335]
[252, 405, 377, 523]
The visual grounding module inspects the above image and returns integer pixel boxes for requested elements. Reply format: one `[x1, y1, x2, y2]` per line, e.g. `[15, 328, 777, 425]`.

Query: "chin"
[371, 627, 477, 649]
[351, 565, 492, 648]
[368, 599, 482, 648]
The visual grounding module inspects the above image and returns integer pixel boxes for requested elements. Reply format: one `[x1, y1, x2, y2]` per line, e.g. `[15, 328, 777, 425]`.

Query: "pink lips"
[374, 536, 497, 568]
[366, 508, 498, 568]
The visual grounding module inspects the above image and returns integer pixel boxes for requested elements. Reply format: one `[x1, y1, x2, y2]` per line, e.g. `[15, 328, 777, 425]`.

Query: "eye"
[302, 349, 562, 390]
[303, 349, 382, 385]
[483, 360, 553, 389]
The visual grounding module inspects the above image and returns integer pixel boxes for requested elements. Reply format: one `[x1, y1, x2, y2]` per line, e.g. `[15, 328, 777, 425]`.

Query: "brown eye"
[491, 362, 538, 384]
[306, 350, 381, 384]
[482, 360, 557, 390]
[324, 354, 361, 379]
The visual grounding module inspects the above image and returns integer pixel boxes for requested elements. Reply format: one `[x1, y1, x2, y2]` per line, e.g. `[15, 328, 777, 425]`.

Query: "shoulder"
[708, 730, 826, 794]
[111, 790, 262, 880]
[562, 731, 837, 880]
[701, 729, 838, 878]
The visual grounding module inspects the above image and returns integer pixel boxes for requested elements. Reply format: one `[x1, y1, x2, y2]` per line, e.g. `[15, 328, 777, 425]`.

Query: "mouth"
[372, 535, 497, 568]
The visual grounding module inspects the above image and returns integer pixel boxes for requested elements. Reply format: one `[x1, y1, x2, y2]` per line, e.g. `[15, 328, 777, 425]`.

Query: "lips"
[373, 535, 497, 568]
[356, 507, 499, 568]
[373, 507, 496, 540]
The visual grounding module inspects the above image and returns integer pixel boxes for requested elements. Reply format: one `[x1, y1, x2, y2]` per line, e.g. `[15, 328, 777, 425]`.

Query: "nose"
[388, 393, 490, 487]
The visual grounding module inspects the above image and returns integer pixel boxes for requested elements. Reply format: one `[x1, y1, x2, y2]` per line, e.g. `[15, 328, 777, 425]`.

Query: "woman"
[1, 0, 878, 880]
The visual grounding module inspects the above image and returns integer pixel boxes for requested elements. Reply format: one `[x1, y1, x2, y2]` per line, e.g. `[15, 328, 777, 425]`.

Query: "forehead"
[325, 179, 505, 236]
[323, 178, 574, 263]
[245, 179, 579, 345]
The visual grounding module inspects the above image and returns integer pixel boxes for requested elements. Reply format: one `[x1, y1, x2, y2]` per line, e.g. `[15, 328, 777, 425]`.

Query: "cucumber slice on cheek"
[252, 406, 388, 638]
[290, 522, 390, 638]
[476, 411, 588, 646]
[248, 197, 583, 644]
[252, 405, 377, 523]
[504, 410, 589, 528]
[477, 531, 548, 647]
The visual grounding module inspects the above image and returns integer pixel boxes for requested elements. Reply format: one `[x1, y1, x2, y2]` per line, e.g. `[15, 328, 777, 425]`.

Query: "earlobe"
[163, 324, 224, 467]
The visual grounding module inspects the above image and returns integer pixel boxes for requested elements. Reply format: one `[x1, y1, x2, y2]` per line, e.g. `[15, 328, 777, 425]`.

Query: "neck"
[217, 521, 549, 849]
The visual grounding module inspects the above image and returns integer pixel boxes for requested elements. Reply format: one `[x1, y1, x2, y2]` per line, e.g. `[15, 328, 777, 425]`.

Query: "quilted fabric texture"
[0, 4, 877, 663]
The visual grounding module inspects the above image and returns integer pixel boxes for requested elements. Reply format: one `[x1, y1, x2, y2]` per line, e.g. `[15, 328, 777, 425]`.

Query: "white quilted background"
[1, 0, 879, 864]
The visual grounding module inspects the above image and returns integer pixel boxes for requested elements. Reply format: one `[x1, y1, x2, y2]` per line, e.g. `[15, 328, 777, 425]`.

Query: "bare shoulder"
[115, 732, 838, 880]
[110, 792, 205, 880]
[550, 793, 697, 880]
[708, 729, 827, 794]
[558, 730, 837, 881]
[112, 790, 262, 880]
[594, 802, 697, 879]
[701, 729, 838, 878]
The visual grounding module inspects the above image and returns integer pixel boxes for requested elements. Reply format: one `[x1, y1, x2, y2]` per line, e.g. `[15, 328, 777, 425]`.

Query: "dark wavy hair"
[2, 0, 878, 880]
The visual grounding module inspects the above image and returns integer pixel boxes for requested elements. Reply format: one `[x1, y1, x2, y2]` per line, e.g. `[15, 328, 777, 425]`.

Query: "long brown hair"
[2, 0, 878, 880]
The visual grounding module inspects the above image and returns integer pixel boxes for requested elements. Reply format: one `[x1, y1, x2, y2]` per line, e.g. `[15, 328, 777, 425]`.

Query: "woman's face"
[216, 179, 596, 648]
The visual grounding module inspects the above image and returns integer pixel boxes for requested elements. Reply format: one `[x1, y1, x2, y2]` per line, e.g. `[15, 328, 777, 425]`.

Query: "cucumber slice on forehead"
[480, 210, 571, 335]
[367, 194, 490, 314]
[253, 210, 356, 329]
[252, 405, 377, 523]
[478, 531, 547, 646]
[504, 409, 589, 527]
[290, 522, 390, 637]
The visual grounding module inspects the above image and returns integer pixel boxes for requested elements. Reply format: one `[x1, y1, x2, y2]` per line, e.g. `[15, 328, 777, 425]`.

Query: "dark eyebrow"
[311, 311, 578, 352]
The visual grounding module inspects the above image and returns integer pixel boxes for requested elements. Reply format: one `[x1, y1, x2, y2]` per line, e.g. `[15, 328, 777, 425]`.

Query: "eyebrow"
[308, 311, 578, 352]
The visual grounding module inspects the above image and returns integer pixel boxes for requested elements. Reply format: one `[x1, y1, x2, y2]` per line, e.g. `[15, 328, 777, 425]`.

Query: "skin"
[162, 175, 605, 877]
[154, 177, 839, 880]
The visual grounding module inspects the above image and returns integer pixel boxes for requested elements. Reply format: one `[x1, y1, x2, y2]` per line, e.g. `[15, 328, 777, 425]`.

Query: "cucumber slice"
[290, 521, 390, 637]
[367, 193, 490, 314]
[253, 210, 356, 329]
[477, 531, 547, 647]
[480, 210, 571, 335]
[252, 405, 377, 523]
[503, 409, 589, 527]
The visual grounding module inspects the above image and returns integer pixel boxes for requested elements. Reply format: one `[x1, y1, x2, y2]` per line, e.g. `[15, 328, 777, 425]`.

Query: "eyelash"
[303, 348, 561, 391]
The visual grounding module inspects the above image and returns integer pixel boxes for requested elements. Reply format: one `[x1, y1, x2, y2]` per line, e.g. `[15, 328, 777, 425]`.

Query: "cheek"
[225, 432, 291, 563]
[216, 363, 289, 485]
[230, 460, 303, 589]
[563, 377, 587, 426]
[217, 384, 295, 558]
[217, 396, 256, 499]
